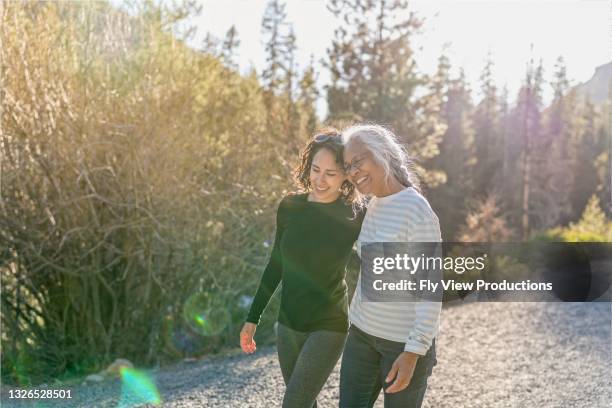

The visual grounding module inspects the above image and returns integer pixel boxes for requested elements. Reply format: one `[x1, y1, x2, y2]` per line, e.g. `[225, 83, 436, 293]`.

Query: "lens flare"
[117, 367, 161, 407]
[183, 292, 230, 337]
[162, 315, 207, 357]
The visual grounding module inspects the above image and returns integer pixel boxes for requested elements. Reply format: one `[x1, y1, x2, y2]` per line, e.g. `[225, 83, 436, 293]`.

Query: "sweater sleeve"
[403, 200, 443, 355]
[245, 199, 285, 325]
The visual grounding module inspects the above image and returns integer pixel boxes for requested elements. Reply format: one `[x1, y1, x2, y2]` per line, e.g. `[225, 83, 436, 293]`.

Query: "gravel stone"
[2, 303, 610, 407]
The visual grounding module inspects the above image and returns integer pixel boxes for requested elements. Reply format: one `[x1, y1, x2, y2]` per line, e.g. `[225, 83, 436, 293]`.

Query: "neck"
[308, 191, 340, 203]
[376, 177, 404, 198]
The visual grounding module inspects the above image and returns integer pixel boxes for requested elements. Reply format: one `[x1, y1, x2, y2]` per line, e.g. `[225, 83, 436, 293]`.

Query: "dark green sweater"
[246, 193, 364, 333]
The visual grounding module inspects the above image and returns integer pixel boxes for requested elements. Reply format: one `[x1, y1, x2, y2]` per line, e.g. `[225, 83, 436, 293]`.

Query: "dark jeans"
[339, 325, 437, 408]
[277, 323, 348, 408]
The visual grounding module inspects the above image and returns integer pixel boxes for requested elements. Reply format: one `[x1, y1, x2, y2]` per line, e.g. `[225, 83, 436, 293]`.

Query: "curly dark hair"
[293, 127, 355, 202]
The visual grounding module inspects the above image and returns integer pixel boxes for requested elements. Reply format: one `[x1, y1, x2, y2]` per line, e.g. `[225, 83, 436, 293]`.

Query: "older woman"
[339, 124, 442, 408]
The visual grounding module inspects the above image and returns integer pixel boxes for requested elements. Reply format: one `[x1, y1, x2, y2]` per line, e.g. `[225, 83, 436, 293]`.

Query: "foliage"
[0, 0, 302, 384]
[540, 196, 612, 242]
[1, 0, 610, 386]
[325, 0, 446, 187]
[457, 195, 515, 242]
[429, 55, 476, 240]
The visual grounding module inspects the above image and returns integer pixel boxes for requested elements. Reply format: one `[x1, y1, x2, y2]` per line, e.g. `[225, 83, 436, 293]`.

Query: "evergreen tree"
[220, 25, 240, 69]
[499, 84, 512, 197]
[201, 26, 240, 70]
[296, 57, 320, 139]
[261, 0, 300, 144]
[473, 52, 503, 196]
[201, 32, 219, 55]
[511, 55, 544, 239]
[261, 0, 295, 95]
[428, 55, 476, 240]
[569, 98, 604, 220]
[597, 99, 611, 215]
[539, 56, 576, 226]
[325, 0, 445, 186]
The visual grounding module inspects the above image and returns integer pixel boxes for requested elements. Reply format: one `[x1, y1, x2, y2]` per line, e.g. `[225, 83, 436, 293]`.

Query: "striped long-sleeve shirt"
[349, 187, 442, 355]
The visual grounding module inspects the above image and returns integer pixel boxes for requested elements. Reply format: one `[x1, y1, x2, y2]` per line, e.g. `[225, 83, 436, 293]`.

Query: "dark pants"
[339, 325, 437, 408]
[277, 323, 348, 408]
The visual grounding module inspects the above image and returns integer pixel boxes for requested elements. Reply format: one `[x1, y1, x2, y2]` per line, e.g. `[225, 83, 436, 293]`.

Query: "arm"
[386, 200, 442, 393]
[240, 199, 285, 353]
[403, 201, 442, 355]
[245, 201, 285, 324]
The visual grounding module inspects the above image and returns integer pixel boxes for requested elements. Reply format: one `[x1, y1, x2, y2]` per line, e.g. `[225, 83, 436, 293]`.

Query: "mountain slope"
[575, 62, 611, 104]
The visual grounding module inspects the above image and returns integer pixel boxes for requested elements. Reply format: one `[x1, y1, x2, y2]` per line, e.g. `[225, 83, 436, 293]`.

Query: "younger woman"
[240, 129, 364, 408]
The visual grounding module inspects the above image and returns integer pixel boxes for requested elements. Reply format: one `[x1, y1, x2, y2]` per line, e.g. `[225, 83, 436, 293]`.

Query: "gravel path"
[2, 302, 610, 408]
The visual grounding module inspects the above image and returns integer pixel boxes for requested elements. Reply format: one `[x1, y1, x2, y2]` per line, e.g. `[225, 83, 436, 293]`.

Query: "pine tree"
[261, 0, 295, 96]
[473, 52, 503, 196]
[220, 25, 240, 69]
[296, 57, 320, 139]
[325, 0, 445, 186]
[499, 84, 512, 197]
[428, 54, 476, 240]
[569, 98, 604, 220]
[596, 98, 611, 215]
[512, 54, 544, 239]
[261, 0, 300, 144]
[201, 26, 240, 70]
[538, 56, 576, 226]
[201, 32, 219, 55]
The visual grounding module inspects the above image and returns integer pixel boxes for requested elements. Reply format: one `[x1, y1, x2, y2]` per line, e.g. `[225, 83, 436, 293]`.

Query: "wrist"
[401, 351, 419, 359]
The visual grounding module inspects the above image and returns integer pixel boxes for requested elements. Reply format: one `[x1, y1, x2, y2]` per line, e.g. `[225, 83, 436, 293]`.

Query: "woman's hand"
[240, 322, 257, 354]
[385, 351, 419, 393]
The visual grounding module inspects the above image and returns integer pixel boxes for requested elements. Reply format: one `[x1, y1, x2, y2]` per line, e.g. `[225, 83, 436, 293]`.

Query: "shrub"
[457, 195, 515, 242]
[536, 195, 612, 242]
[1, 1, 308, 385]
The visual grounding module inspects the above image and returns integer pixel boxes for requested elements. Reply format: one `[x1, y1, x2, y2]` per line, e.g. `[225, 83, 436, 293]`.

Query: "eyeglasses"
[314, 133, 342, 144]
[343, 153, 369, 174]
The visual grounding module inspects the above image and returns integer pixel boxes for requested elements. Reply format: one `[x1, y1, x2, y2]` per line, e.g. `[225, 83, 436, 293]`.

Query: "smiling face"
[308, 147, 346, 202]
[343, 139, 387, 196]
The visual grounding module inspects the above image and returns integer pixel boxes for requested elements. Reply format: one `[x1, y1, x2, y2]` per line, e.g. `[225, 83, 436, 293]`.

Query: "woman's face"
[309, 148, 346, 202]
[343, 140, 386, 196]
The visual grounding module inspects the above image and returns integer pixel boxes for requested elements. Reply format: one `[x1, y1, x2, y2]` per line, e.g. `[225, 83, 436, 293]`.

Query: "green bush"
[536, 195, 612, 242]
[0, 1, 312, 385]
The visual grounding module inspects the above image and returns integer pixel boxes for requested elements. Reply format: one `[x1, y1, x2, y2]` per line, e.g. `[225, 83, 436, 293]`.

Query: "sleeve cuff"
[403, 339, 429, 356]
[245, 315, 260, 325]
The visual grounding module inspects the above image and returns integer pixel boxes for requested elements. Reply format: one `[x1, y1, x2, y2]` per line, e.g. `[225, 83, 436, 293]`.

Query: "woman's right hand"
[240, 322, 257, 354]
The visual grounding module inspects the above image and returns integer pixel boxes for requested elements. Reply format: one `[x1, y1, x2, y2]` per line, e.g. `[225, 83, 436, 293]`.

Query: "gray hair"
[342, 124, 420, 202]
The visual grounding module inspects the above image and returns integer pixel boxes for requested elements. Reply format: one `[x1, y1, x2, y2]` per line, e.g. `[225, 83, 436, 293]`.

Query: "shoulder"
[278, 192, 307, 212]
[401, 190, 440, 228]
[375, 188, 438, 224]
[402, 188, 435, 213]
[400, 190, 441, 241]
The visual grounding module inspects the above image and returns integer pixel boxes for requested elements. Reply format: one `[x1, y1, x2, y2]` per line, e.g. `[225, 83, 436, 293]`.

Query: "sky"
[187, 0, 610, 116]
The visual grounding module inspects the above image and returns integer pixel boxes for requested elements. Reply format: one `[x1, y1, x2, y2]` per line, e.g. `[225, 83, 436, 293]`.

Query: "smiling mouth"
[355, 176, 368, 186]
[315, 185, 329, 191]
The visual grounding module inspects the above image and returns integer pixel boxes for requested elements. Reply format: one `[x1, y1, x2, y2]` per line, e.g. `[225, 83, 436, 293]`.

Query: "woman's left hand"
[384, 351, 419, 393]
